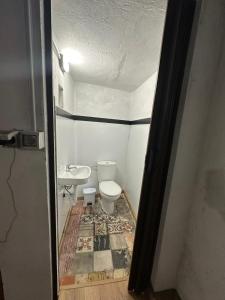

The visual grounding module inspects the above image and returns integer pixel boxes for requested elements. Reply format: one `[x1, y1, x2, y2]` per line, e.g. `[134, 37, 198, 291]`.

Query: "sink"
[58, 165, 91, 186]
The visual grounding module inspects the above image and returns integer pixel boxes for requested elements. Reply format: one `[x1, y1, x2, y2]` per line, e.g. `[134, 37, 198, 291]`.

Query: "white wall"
[177, 12, 225, 300]
[125, 73, 157, 214]
[151, 0, 225, 293]
[56, 117, 77, 240]
[56, 75, 157, 205]
[74, 82, 130, 119]
[53, 42, 77, 240]
[129, 72, 157, 120]
[72, 82, 131, 196]
[53, 50, 75, 113]
[76, 121, 130, 195]
[0, 1, 52, 299]
[56, 117, 77, 173]
[125, 125, 150, 214]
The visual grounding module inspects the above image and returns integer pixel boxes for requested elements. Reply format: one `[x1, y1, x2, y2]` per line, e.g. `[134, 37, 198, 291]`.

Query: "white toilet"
[97, 160, 122, 214]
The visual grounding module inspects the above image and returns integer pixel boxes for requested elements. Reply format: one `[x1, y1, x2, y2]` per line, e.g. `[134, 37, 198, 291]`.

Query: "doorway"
[51, 0, 167, 293]
[43, 0, 197, 298]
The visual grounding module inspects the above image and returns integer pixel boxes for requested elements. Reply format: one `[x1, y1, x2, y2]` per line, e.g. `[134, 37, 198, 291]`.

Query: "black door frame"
[43, 0, 198, 298]
[43, 1, 58, 299]
[129, 0, 197, 293]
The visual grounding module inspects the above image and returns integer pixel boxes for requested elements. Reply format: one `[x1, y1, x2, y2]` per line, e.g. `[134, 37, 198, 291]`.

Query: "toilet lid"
[99, 181, 121, 197]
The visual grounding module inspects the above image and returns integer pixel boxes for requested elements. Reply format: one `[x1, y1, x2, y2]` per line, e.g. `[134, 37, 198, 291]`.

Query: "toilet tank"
[97, 161, 116, 182]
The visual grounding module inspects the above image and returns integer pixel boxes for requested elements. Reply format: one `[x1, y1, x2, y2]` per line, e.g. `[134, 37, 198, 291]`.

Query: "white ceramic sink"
[58, 165, 91, 186]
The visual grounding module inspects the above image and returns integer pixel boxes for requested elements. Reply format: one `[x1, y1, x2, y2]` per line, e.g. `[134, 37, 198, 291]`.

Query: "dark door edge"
[128, 0, 198, 293]
[43, 1, 58, 299]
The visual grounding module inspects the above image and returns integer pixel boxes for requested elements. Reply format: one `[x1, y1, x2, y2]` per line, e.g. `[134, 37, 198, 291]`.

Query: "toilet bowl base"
[100, 198, 115, 214]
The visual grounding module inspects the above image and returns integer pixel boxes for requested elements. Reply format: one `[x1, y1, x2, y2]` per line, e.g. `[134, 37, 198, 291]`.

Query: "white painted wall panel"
[125, 125, 150, 214]
[125, 72, 157, 214]
[129, 72, 157, 120]
[76, 121, 130, 196]
[177, 11, 225, 300]
[52, 50, 75, 113]
[151, 0, 225, 293]
[74, 82, 130, 119]
[56, 116, 77, 172]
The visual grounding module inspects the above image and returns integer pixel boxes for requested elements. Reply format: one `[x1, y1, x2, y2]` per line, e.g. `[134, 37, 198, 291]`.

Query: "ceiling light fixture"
[61, 48, 83, 65]
[59, 54, 70, 73]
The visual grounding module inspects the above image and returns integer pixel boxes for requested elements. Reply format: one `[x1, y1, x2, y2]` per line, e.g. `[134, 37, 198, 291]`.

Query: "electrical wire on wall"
[0, 148, 18, 243]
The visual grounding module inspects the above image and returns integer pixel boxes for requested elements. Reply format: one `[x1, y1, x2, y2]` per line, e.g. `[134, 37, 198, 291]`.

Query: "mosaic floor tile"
[94, 214, 109, 224]
[80, 214, 94, 224]
[94, 235, 110, 251]
[122, 222, 134, 233]
[75, 273, 89, 285]
[60, 194, 136, 288]
[108, 215, 121, 223]
[84, 205, 93, 215]
[78, 224, 94, 237]
[72, 252, 93, 274]
[60, 276, 75, 286]
[107, 222, 123, 234]
[76, 236, 93, 253]
[88, 271, 107, 282]
[113, 268, 129, 279]
[65, 214, 81, 235]
[94, 250, 113, 272]
[95, 222, 107, 235]
[92, 200, 104, 215]
[110, 234, 127, 250]
[71, 201, 85, 215]
[124, 232, 134, 253]
[106, 269, 114, 279]
[112, 249, 130, 269]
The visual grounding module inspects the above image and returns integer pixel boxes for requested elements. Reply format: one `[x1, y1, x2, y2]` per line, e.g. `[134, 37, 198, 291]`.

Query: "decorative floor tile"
[95, 222, 107, 235]
[94, 235, 110, 251]
[76, 236, 93, 253]
[107, 222, 123, 234]
[80, 214, 94, 224]
[60, 194, 136, 288]
[122, 222, 134, 233]
[65, 214, 81, 235]
[94, 214, 109, 224]
[72, 252, 93, 274]
[113, 268, 129, 279]
[124, 232, 134, 253]
[75, 273, 89, 285]
[106, 270, 114, 279]
[88, 271, 107, 282]
[78, 224, 94, 237]
[71, 201, 85, 215]
[112, 249, 130, 269]
[84, 205, 93, 215]
[94, 250, 113, 272]
[110, 234, 127, 250]
[60, 276, 75, 286]
[108, 215, 121, 223]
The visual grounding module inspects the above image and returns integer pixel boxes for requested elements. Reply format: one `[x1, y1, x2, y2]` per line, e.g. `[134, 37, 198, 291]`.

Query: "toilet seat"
[99, 181, 121, 197]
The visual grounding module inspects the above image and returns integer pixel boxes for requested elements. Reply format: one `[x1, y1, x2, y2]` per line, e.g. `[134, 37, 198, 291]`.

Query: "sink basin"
[58, 165, 91, 186]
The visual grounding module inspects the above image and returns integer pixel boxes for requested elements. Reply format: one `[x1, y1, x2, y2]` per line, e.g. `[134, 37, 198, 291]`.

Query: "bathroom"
[52, 0, 166, 290]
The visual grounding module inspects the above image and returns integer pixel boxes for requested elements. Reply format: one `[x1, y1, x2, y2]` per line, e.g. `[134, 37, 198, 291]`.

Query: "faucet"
[66, 164, 78, 172]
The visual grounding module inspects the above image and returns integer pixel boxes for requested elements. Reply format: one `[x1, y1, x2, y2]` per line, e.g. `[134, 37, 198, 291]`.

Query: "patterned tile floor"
[59, 194, 136, 289]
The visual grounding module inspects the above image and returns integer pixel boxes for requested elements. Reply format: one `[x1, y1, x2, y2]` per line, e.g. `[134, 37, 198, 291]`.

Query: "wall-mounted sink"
[58, 165, 91, 186]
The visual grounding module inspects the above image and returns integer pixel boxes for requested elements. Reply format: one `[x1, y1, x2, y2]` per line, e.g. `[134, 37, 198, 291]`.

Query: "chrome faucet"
[66, 164, 78, 172]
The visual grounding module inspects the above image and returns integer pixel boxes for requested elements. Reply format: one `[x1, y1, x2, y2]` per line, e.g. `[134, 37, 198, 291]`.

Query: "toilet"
[97, 160, 122, 214]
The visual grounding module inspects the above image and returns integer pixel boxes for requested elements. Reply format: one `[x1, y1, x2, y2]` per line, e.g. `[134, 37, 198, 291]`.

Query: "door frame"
[42, 0, 199, 297]
[128, 0, 198, 293]
[43, 0, 58, 299]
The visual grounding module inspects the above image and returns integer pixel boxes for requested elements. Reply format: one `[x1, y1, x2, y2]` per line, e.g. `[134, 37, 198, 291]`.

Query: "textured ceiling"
[52, 0, 167, 91]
